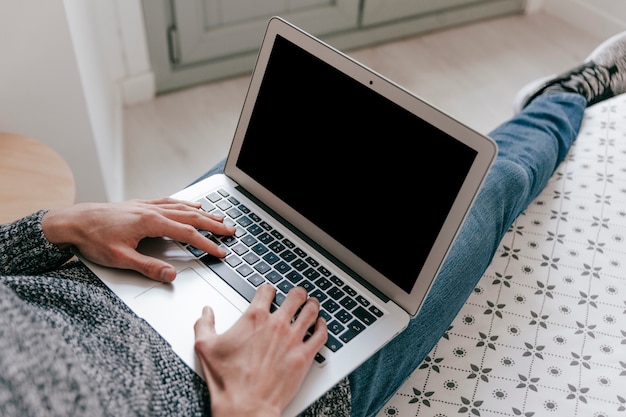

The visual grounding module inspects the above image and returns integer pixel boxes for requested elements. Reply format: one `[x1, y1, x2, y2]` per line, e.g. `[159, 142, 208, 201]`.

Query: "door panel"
[174, 0, 359, 66]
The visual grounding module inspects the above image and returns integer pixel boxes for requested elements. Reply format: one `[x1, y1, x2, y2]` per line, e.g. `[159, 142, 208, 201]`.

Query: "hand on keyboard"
[42, 197, 236, 282]
[194, 284, 328, 416]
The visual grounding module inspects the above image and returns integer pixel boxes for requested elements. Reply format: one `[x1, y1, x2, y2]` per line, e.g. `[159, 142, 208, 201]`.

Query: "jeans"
[194, 93, 587, 416]
[348, 93, 586, 416]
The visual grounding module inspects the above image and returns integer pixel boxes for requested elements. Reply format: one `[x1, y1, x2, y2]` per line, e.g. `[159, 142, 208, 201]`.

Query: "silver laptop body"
[81, 16, 497, 416]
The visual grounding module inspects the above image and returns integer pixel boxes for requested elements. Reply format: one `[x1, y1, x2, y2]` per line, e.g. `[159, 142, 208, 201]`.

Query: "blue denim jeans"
[194, 93, 587, 416]
[348, 93, 587, 416]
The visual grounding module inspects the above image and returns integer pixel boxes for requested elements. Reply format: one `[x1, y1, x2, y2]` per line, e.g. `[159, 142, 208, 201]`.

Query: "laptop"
[81, 16, 497, 416]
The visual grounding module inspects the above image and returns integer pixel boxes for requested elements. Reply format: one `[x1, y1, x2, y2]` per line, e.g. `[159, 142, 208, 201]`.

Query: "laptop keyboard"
[181, 188, 385, 363]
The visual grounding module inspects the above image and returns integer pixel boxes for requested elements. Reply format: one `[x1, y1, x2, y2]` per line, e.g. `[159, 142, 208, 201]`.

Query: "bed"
[377, 93, 626, 417]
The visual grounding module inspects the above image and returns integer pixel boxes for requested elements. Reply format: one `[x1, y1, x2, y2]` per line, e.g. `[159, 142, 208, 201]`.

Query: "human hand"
[41, 197, 235, 282]
[194, 285, 328, 417]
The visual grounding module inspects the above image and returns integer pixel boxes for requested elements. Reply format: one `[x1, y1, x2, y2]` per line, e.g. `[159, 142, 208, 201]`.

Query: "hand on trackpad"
[131, 268, 243, 372]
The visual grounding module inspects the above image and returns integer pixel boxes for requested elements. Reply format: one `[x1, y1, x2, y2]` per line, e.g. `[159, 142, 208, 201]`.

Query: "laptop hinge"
[235, 185, 390, 303]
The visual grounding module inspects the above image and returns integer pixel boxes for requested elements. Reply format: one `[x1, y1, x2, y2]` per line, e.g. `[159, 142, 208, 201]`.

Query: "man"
[1, 31, 624, 417]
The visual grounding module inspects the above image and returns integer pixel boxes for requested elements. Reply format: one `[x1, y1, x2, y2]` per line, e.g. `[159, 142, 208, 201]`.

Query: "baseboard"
[120, 71, 156, 106]
[540, 0, 625, 39]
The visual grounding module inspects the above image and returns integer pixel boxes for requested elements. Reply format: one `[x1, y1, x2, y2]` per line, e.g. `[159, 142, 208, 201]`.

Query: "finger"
[158, 209, 236, 237]
[249, 284, 277, 310]
[144, 197, 201, 208]
[114, 246, 177, 282]
[147, 218, 231, 257]
[194, 306, 217, 339]
[304, 318, 328, 351]
[277, 286, 309, 318]
[142, 199, 227, 224]
[291, 297, 321, 333]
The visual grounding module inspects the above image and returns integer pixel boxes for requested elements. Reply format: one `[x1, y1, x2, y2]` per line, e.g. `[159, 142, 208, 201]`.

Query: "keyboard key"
[247, 273, 265, 287]
[339, 320, 366, 344]
[242, 252, 259, 265]
[262, 252, 280, 265]
[298, 280, 315, 292]
[247, 224, 263, 235]
[356, 295, 370, 307]
[343, 285, 357, 297]
[325, 334, 343, 352]
[305, 257, 319, 267]
[232, 243, 248, 256]
[254, 261, 272, 274]
[226, 207, 242, 219]
[339, 296, 357, 310]
[315, 276, 332, 290]
[327, 320, 345, 335]
[322, 299, 340, 314]
[268, 241, 285, 253]
[280, 250, 297, 262]
[369, 305, 384, 317]
[241, 235, 258, 247]
[258, 232, 274, 244]
[328, 287, 345, 300]
[216, 200, 231, 211]
[310, 289, 327, 303]
[205, 191, 222, 202]
[225, 255, 242, 268]
[292, 258, 308, 271]
[274, 261, 291, 274]
[270, 230, 284, 240]
[236, 264, 254, 277]
[265, 271, 282, 284]
[336, 309, 353, 324]
[277, 280, 293, 294]
[353, 306, 377, 325]
[318, 266, 331, 277]
[251, 243, 268, 255]
[329, 275, 344, 286]
[237, 216, 253, 227]
[303, 267, 320, 280]
[285, 271, 302, 284]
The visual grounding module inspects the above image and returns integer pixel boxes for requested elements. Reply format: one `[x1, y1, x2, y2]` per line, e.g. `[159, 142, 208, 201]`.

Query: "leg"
[348, 93, 586, 417]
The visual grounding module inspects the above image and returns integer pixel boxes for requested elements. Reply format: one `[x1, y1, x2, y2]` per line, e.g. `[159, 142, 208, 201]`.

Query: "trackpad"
[131, 268, 243, 375]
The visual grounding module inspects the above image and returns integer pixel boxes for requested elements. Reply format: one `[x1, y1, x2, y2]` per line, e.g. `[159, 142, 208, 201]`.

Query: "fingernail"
[161, 266, 176, 282]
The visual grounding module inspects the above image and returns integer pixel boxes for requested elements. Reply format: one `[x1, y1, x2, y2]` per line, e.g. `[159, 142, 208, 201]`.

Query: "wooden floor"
[123, 11, 604, 200]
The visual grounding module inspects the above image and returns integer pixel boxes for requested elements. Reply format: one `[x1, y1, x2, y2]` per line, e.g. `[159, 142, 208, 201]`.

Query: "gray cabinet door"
[143, 0, 525, 93]
[175, 0, 359, 64]
[144, 0, 359, 93]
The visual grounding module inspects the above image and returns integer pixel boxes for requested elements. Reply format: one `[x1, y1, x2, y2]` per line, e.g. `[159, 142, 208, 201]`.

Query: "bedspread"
[378, 94, 626, 417]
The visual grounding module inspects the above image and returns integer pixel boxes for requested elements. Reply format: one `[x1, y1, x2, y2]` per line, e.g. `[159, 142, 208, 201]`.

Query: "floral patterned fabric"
[378, 94, 626, 417]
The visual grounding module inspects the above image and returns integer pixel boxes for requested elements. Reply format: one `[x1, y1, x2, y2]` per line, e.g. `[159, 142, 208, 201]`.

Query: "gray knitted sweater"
[0, 211, 350, 416]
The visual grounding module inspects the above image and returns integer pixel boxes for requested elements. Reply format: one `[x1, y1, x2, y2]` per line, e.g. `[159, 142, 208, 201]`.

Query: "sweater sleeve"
[0, 210, 74, 275]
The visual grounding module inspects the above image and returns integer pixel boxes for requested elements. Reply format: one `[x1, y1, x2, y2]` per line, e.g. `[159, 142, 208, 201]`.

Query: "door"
[143, 0, 359, 92]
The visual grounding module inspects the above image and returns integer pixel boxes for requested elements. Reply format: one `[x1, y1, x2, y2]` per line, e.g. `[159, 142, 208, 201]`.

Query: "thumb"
[119, 247, 177, 282]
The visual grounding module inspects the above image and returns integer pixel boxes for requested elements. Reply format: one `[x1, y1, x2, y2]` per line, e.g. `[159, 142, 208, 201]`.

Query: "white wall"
[0, 1, 113, 202]
[0, 0, 154, 202]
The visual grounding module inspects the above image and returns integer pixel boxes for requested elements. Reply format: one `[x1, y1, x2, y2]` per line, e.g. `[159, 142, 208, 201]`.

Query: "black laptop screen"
[236, 35, 477, 293]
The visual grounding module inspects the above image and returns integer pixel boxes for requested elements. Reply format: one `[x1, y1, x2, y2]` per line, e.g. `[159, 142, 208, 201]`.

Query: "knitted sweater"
[0, 211, 351, 416]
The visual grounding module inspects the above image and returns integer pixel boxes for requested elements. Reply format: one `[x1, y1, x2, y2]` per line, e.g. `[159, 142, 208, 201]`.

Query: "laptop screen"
[236, 35, 477, 294]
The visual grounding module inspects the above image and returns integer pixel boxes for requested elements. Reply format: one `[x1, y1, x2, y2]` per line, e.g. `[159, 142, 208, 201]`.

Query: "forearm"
[0, 210, 74, 276]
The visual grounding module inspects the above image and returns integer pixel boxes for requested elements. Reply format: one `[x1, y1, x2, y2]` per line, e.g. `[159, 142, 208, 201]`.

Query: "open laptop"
[81, 16, 497, 416]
